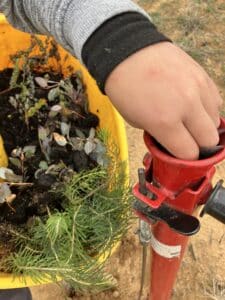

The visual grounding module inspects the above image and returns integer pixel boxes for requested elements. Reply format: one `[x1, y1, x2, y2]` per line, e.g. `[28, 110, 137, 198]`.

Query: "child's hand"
[105, 42, 222, 160]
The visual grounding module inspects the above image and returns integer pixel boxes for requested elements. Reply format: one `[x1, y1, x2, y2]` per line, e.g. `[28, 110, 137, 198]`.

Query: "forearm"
[0, 0, 170, 91]
[0, 1, 149, 58]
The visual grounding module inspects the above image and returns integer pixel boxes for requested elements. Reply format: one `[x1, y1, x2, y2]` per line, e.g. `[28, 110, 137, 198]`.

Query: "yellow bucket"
[0, 16, 128, 289]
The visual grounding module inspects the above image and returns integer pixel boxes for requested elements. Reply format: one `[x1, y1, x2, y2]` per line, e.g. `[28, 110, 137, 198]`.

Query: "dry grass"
[137, 0, 225, 103]
[203, 278, 225, 300]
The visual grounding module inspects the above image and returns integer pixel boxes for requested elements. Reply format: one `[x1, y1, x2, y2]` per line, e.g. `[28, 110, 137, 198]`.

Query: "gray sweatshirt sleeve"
[0, 0, 149, 62]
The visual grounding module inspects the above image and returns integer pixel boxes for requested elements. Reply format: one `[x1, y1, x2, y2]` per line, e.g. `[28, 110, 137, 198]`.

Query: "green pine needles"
[2, 151, 132, 293]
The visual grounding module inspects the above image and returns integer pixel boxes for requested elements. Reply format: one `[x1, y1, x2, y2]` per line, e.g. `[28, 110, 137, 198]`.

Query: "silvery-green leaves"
[0, 183, 12, 204]
[58, 78, 75, 100]
[11, 143, 36, 162]
[38, 126, 52, 162]
[23, 145, 36, 158]
[10, 144, 36, 165]
[35, 76, 49, 89]
[60, 122, 70, 138]
[48, 87, 61, 102]
[11, 148, 22, 158]
[0, 167, 15, 180]
[37, 124, 107, 167]
[46, 78, 76, 102]
[83, 128, 107, 166]
[84, 140, 96, 155]
[9, 96, 18, 109]
[35, 161, 72, 182]
[75, 129, 86, 139]
[70, 138, 84, 151]
[49, 105, 62, 118]
[83, 128, 96, 155]
[46, 162, 65, 175]
[9, 157, 21, 169]
[39, 161, 48, 170]
[90, 140, 108, 166]
[4, 63, 108, 209]
[0, 167, 22, 182]
[38, 126, 49, 141]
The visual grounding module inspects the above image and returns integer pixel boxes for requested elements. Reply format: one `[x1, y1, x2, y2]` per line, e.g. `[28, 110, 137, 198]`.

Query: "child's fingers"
[183, 102, 219, 148]
[149, 122, 199, 160]
[200, 77, 222, 128]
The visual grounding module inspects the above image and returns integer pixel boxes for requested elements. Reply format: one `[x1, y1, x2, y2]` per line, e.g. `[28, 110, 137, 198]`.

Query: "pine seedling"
[2, 147, 132, 293]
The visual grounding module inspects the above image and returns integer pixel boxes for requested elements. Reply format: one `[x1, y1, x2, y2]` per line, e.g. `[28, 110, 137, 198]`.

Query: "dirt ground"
[31, 0, 225, 299]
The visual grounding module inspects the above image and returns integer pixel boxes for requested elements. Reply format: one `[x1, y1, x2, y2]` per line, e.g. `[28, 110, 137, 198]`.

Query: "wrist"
[82, 12, 171, 94]
[105, 42, 173, 95]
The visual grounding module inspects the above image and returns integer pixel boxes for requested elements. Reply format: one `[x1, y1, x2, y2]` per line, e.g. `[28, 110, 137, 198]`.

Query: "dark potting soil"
[0, 68, 99, 231]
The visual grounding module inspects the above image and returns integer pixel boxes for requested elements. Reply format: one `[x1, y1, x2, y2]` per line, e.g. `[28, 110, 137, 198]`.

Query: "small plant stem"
[0, 87, 14, 95]
[6, 202, 16, 213]
[20, 153, 25, 180]
[24, 246, 42, 254]
[16, 265, 108, 287]
[9, 229, 32, 241]
[65, 205, 81, 264]
[46, 206, 60, 263]
[6, 182, 34, 187]
[70, 110, 85, 119]
[38, 139, 50, 163]
[18, 266, 74, 272]
[45, 83, 59, 90]
[82, 182, 108, 201]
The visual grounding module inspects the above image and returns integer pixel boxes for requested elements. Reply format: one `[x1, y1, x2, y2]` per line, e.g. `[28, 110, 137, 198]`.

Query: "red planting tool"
[133, 118, 225, 300]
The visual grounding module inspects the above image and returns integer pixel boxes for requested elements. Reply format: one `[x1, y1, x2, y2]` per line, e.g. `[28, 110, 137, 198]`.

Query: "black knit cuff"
[82, 12, 171, 93]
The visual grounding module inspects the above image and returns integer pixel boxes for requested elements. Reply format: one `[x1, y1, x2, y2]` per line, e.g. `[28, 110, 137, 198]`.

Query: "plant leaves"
[0, 183, 12, 204]
[38, 126, 48, 141]
[0, 167, 14, 180]
[46, 214, 69, 242]
[53, 132, 67, 147]
[84, 140, 96, 155]
[23, 145, 36, 158]
[94, 140, 106, 154]
[49, 111, 59, 118]
[35, 76, 48, 88]
[0, 167, 22, 182]
[70, 137, 84, 151]
[89, 128, 95, 139]
[34, 169, 44, 179]
[46, 162, 65, 175]
[96, 156, 104, 166]
[51, 105, 62, 112]
[9, 96, 18, 109]
[27, 98, 47, 118]
[39, 161, 48, 170]
[49, 105, 62, 118]
[60, 122, 70, 137]
[11, 148, 22, 158]
[75, 129, 86, 139]
[5, 172, 23, 183]
[9, 157, 21, 169]
[42, 138, 52, 160]
[97, 154, 109, 166]
[48, 87, 60, 101]
[59, 79, 74, 99]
